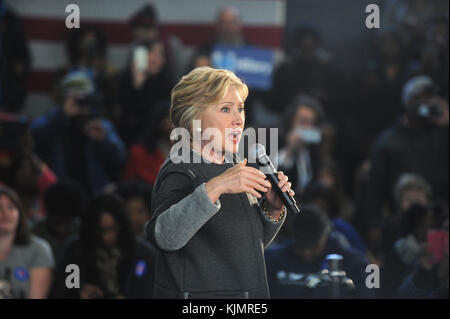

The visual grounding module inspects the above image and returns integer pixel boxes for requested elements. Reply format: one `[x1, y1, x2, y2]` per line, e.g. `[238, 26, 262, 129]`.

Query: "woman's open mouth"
[229, 131, 242, 144]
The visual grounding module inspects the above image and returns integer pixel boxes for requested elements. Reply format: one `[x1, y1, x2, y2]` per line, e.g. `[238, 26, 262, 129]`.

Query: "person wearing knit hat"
[129, 4, 159, 43]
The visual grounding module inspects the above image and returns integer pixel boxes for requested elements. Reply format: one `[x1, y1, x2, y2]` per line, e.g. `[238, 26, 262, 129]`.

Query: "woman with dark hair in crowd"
[0, 186, 54, 299]
[51, 193, 154, 299]
[277, 94, 329, 194]
[113, 40, 174, 146]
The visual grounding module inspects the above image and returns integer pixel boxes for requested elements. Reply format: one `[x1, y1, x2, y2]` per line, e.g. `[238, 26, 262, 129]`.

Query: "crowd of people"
[0, 1, 448, 299]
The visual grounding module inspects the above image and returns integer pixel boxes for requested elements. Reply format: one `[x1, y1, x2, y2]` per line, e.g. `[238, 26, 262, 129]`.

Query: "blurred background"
[0, 0, 448, 299]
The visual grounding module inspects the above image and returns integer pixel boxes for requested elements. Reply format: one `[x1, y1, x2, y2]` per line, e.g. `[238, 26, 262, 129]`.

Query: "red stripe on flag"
[27, 70, 57, 92]
[23, 17, 282, 48]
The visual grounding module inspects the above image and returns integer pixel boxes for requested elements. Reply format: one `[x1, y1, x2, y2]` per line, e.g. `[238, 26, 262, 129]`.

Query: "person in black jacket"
[146, 67, 295, 299]
[365, 75, 448, 253]
[114, 40, 174, 146]
[0, 0, 31, 113]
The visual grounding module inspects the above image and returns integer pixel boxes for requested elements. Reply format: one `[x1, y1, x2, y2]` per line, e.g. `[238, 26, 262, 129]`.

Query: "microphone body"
[264, 167, 301, 214]
[249, 144, 301, 214]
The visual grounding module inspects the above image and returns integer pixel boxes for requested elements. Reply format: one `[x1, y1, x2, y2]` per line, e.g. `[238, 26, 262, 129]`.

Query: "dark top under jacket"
[146, 151, 286, 299]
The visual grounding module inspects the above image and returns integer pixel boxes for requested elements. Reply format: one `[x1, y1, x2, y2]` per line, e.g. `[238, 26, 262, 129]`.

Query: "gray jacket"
[146, 153, 285, 299]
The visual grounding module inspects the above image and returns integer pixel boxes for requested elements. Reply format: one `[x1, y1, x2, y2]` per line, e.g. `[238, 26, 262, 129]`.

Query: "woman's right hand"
[205, 158, 271, 203]
[132, 64, 148, 89]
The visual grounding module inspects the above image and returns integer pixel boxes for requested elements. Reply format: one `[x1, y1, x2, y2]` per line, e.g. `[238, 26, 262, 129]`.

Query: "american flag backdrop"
[6, 0, 286, 116]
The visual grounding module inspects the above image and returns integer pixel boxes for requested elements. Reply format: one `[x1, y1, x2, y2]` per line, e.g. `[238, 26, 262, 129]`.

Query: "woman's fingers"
[275, 171, 294, 195]
[248, 180, 269, 193]
[277, 171, 288, 187]
[244, 166, 267, 179]
[243, 185, 263, 198]
[247, 174, 271, 189]
[281, 182, 292, 192]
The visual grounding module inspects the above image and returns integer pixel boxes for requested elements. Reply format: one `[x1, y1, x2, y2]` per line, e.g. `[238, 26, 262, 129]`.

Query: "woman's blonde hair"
[170, 67, 248, 135]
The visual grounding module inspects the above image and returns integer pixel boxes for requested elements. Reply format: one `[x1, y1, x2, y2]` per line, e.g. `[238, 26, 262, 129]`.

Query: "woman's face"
[200, 86, 245, 156]
[0, 195, 20, 236]
[400, 189, 428, 212]
[100, 212, 119, 247]
[126, 198, 150, 237]
[293, 105, 317, 129]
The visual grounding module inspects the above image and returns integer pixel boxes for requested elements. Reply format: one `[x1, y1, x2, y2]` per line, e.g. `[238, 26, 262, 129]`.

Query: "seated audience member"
[302, 182, 367, 254]
[52, 193, 155, 299]
[31, 71, 126, 195]
[0, 186, 54, 299]
[265, 204, 372, 298]
[418, 15, 449, 99]
[197, 6, 249, 57]
[357, 30, 410, 145]
[114, 40, 173, 146]
[277, 95, 327, 193]
[268, 25, 341, 113]
[0, 113, 57, 222]
[379, 204, 434, 298]
[60, 26, 116, 112]
[382, 173, 433, 252]
[116, 180, 153, 241]
[0, 0, 31, 113]
[31, 180, 86, 262]
[123, 101, 171, 185]
[128, 4, 187, 79]
[128, 4, 160, 44]
[365, 75, 449, 258]
[396, 206, 448, 299]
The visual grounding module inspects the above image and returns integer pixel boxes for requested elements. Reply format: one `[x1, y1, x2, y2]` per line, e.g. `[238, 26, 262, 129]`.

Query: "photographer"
[365, 75, 449, 258]
[31, 71, 126, 195]
[277, 95, 328, 194]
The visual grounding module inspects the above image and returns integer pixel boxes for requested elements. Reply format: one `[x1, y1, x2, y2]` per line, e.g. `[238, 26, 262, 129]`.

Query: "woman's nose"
[232, 110, 244, 126]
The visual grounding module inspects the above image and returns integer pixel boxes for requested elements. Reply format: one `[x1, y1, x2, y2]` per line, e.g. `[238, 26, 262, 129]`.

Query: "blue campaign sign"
[211, 45, 275, 90]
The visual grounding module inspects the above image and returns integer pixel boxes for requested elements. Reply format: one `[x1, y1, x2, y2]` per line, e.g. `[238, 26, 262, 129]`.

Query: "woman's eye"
[239, 107, 245, 113]
[221, 107, 230, 112]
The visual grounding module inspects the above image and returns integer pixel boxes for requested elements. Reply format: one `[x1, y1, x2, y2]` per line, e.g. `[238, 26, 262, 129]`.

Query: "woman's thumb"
[238, 158, 247, 166]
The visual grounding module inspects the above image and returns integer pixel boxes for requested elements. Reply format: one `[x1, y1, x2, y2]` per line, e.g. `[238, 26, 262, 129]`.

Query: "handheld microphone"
[249, 144, 301, 214]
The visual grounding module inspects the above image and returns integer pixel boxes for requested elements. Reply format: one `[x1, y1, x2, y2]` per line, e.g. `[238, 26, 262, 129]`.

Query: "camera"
[74, 94, 98, 110]
[296, 127, 322, 144]
[417, 103, 443, 119]
[133, 46, 149, 72]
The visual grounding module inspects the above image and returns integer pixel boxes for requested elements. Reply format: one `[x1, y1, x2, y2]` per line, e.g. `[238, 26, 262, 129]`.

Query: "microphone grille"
[248, 143, 266, 163]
